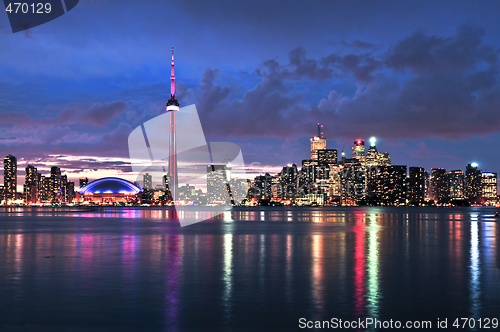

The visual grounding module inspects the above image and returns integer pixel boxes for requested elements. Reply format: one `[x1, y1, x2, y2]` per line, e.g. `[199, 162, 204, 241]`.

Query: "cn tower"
[166, 47, 180, 200]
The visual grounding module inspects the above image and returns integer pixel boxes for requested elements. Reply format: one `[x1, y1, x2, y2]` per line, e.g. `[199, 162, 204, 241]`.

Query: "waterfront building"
[482, 172, 497, 201]
[447, 170, 465, 199]
[25, 165, 38, 204]
[466, 163, 482, 204]
[50, 166, 62, 203]
[77, 177, 143, 204]
[143, 173, 152, 189]
[207, 164, 232, 204]
[408, 167, 426, 204]
[431, 168, 448, 203]
[280, 164, 298, 199]
[3, 155, 17, 200]
[368, 165, 406, 205]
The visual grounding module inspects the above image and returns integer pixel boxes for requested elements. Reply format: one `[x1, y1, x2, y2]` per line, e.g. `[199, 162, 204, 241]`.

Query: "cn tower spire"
[171, 47, 175, 98]
[166, 47, 180, 201]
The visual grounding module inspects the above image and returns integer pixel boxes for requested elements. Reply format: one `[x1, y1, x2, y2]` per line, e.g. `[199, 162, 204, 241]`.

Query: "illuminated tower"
[352, 139, 365, 164]
[166, 47, 180, 200]
[310, 123, 326, 161]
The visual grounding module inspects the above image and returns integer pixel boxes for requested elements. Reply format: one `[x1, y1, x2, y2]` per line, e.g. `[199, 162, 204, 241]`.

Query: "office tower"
[352, 140, 365, 165]
[66, 181, 75, 203]
[25, 165, 38, 204]
[166, 47, 180, 200]
[431, 168, 448, 203]
[310, 123, 327, 161]
[408, 167, 426, 204]
[143, 173, 152, 189]
[50, 166, 62, 202]
[365, 137, 379, 168]
[178, 184, 195, 201]
[280, 164, 298, 199]
[424, 170, 430, 199]
[482, 172, 497, 201]
[447, 170, 465, 199]
[61, 174, 68, 202]
[365, 137, 391, 167]
[3, 155, 17, 200]
[318, 149, 337, 166]
[299, 160, 316, 194]
[340, 163, 366, 204]
[0, 185, 4, 202]
[250, 173, 272, 201]
[271, 176, 283, 201]
[207, 164, 232, 204]
[79, 177, 89, 188]
[368, 165, 407, 205]
[37, 174, 49, 202]
[465, 163, 482, 204]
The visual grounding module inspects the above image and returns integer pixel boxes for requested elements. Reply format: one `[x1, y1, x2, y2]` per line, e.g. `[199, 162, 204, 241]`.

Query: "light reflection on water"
[0, 207, 499, 331]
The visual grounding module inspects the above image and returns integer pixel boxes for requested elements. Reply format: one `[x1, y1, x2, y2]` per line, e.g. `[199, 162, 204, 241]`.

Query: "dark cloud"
[340, 40, 376, 49]
[191, 25, 500, 142]
[79, 101, 128, 126]
[386, 24, 497, 73]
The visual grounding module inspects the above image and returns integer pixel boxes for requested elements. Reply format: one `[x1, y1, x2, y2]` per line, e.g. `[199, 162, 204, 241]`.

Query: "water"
[0, 207, 499, 331]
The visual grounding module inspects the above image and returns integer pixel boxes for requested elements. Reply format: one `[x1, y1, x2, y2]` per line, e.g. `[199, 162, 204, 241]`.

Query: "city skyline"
[2, 127, 499, 193]
[2, 1, 500, 185]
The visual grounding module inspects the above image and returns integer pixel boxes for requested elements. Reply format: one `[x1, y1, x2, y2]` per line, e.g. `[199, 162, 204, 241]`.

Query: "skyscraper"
[482, 172, 497, 201]
[365, 137, 379, 168]
[368, 165, 406, 205]
[465, 163, 482, 204]
[447, 170, 465, 199]
[310, 123, 327, 161]
[365, 137, 391, 167]
[25, 165, 38, 204]
[352, 140, 365, 165]
[431, 168, 448, 203]
[280, 164, 298, 199]
[3, 155, 17, 200]
[143, 173, 152, 189]
[408, 167, 426, 204]
[61, 174, 68, 202]
[166, 47, 180, 200]
[207, 164, 232, 204]
[50, 166, 62, 203]
[318, 149, 337, 166]
[66, 181, 75, 204]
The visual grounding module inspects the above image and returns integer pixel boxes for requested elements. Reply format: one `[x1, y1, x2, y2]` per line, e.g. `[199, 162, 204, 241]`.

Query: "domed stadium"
[77, 177, 142, 204]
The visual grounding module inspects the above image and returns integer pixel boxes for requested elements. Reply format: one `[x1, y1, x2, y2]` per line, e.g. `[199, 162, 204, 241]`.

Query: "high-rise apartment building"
[408, 167, 426, 204]
[143, 173, 152, 189]
[3, 155, 17, 200]
[482, 172, 497, 201]
[431, 168, 448, 203]
[466, 163, 482, 204]
[207, 164, 232, 204]
[25, 165, 38, 204]
[447, 170, 465, 199]
[50, 166, 62, 203]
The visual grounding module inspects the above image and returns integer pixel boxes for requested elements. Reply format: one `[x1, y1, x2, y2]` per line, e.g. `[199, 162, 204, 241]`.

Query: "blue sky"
[1, 0, 500, 184]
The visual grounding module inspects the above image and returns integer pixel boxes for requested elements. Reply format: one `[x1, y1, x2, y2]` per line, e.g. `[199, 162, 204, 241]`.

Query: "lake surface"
[0, 207, 499, 331]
